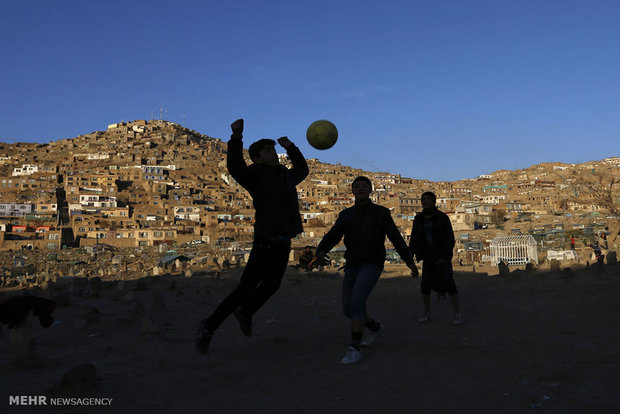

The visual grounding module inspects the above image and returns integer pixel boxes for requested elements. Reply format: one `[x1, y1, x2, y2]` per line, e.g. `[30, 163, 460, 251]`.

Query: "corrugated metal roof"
[490, 235, 537, 245]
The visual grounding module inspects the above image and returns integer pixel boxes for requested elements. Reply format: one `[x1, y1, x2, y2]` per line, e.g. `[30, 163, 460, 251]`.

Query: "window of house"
[48, 233, 59, 240]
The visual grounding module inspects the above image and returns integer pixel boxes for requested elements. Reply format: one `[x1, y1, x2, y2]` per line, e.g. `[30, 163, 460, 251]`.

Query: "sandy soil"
[1, 262, 619, 414]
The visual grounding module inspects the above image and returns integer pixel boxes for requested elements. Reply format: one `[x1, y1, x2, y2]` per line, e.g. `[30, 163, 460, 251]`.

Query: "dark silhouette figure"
[196, 119, 308, 353]
[316, 176, 417, 364]
[409, 191, 463, 325]
[298, 246, 316, 271]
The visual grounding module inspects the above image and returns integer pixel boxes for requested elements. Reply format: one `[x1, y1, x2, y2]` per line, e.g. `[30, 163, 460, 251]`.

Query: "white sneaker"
[453, 313, 464, 325]
[361, 323, 384, 347]
[418, 313, 431, 323]
[340, 346, 363, 365]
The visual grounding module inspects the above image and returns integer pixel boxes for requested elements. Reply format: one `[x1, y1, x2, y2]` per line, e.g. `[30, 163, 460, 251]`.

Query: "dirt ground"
[1, 262, 619, 414]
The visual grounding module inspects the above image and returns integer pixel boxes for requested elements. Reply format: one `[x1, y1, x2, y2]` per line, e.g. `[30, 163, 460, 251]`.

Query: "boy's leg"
[202, 241, 273, 333]
[341, 265, 359, 320]
[240, 240, 291, 316]
[443, 265, 463, 324]
[419, 262, 432, 322]
[340, 265, 381, 364]
[347, 265, 382, 348]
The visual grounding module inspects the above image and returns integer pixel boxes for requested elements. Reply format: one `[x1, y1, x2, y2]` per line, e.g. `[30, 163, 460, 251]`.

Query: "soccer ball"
[306, 120, 338, 150]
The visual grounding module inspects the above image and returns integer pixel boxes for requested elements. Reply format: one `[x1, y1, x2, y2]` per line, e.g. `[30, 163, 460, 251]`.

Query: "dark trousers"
[204, 238, 291, 332]
[421, 259, 458, 296]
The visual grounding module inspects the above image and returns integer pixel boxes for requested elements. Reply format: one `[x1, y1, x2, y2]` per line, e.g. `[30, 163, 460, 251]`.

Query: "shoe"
[233, 308, 252, 337]
[361, 323, 384, 347]
[340, 346, 363, 365]
[418, 313, 431, 323]
[195, 319, 213, 354]
[453, 313, 464, 325]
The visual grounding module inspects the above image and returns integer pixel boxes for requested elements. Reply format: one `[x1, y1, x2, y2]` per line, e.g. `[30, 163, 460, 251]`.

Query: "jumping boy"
[316, 176, 417, 364]
[195, 119, 308, 353]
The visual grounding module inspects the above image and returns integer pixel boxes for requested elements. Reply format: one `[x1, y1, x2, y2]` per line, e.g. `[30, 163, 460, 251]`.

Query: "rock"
[184, 269, 192, 278]
[550, 259, 561, 272]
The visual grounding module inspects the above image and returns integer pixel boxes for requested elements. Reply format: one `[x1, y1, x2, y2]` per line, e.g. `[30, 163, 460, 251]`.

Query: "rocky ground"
[1, 260, 619, 414]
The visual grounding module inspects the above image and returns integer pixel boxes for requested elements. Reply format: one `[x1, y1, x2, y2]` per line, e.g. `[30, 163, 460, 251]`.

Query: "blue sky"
[1, 0, 618, 181]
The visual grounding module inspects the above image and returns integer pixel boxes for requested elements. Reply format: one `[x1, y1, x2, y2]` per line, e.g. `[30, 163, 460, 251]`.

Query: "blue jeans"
[342, 264, 383, 321]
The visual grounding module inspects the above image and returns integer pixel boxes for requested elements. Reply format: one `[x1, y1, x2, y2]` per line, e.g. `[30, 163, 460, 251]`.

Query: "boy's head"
[352, 176, 372, 200]
[421, 191, 436, 210]
[249, 139, 278, 166]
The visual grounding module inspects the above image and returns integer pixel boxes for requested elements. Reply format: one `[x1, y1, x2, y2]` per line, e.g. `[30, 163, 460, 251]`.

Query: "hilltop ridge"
[0, 119, 617, 257]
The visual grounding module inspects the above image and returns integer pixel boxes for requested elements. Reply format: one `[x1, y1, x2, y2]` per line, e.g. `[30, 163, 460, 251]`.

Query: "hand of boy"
[314, 250, 329, 266]
[407, 263, 419, 278]
[277, 136, 293, 149]
[230, 119, 244, 138]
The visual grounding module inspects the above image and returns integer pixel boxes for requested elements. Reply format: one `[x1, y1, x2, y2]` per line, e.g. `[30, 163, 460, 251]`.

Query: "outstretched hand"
[408, 263, 419, 278]
[314, 250, 329, 266]
[277, 136, 293, 149]
[231, 119, 244, 138]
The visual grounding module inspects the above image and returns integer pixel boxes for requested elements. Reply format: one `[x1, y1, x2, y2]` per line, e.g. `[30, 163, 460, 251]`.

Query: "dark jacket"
[409, 207, 455, 263]
[317, 201, 414, 268]
[227, 138, 308, 240]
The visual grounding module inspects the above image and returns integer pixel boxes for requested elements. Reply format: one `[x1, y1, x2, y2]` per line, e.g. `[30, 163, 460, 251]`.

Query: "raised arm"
[277, 136, 309, 185]
[226, 119, 254, 189]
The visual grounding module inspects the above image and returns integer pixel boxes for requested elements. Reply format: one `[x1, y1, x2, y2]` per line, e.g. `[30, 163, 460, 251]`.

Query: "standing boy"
[196, 119, 308, 353]
[409, 191, 463, 325]
[316, 176, 417, 364]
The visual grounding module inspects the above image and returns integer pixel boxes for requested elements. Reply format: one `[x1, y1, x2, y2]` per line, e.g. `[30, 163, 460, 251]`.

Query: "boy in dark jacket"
[316, 176, 417, 364]
[409, 191, 463, 325]
[196, 119, 309, 353]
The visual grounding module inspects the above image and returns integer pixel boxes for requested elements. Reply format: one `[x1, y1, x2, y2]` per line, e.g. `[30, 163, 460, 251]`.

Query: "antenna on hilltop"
[182, 113, 186, 126]
[160, 105, 163, 121]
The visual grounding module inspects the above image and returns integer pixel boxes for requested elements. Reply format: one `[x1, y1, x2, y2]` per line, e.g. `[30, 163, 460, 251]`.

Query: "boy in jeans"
[316, 176, 417, 364]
